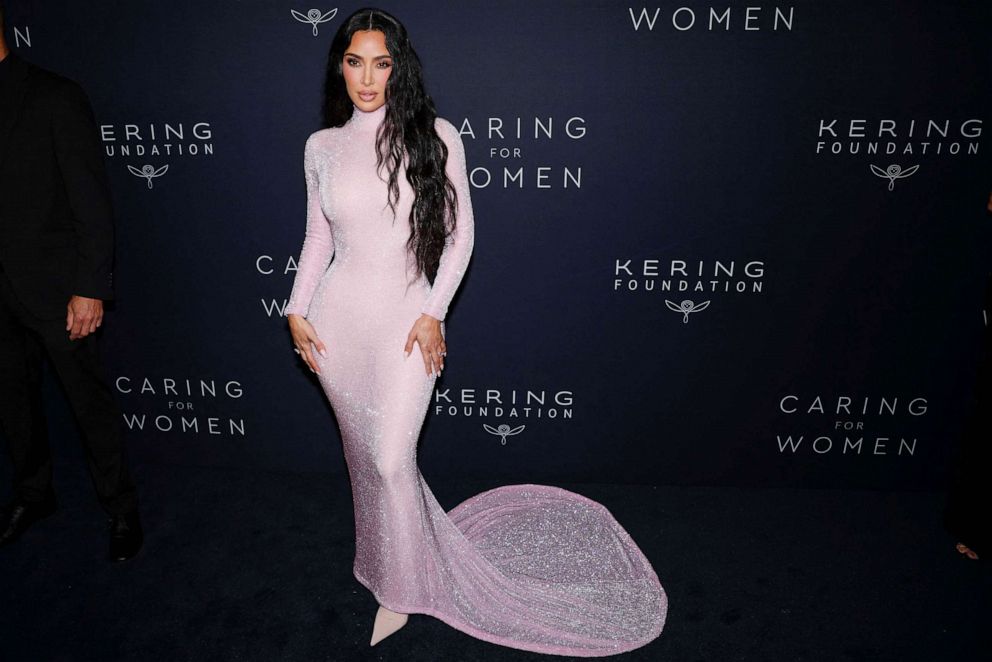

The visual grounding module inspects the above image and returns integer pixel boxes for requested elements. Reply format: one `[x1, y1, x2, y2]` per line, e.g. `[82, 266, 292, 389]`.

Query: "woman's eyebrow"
[343, 52, 392, 60]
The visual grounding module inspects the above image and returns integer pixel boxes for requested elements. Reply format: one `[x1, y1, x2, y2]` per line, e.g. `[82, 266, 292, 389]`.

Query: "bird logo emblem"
[127, 164, 169, 189]
[291, 8, 338, 36]
[483, 423, 526, 445]
[665, 299, 710, 323]
[870, 163, 919, 191]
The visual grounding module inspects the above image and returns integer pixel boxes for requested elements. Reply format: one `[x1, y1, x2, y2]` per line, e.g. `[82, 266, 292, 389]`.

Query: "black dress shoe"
[0, 495, 58, 548]
[108, 510, 143, 562]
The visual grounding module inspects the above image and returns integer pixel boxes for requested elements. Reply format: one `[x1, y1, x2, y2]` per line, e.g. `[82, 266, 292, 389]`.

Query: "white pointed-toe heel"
[370, 605, 409, 646]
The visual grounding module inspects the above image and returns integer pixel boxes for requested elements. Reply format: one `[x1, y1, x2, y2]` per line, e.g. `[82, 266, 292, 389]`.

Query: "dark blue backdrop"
[3, 1, 990, 490]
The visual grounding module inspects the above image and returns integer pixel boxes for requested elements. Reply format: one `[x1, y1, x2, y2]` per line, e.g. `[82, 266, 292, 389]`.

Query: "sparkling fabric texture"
[286, 102, 667, 656]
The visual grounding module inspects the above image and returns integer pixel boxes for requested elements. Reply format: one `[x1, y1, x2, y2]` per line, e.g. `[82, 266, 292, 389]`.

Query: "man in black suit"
[0, 2, 142, 561]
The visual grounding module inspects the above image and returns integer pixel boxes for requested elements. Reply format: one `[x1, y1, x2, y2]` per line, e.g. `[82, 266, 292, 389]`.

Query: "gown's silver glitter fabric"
[286, 102, 667, 656]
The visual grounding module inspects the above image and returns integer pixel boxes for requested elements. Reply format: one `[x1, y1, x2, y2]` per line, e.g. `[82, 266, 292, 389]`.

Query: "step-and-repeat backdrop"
[3, 1, 990, 489]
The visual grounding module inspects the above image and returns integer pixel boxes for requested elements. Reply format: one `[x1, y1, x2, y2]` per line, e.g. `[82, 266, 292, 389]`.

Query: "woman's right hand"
[287, 313, 327, 374]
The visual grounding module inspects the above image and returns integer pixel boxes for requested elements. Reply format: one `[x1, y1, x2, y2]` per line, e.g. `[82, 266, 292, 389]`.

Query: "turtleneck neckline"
[349, 102, 386, 130]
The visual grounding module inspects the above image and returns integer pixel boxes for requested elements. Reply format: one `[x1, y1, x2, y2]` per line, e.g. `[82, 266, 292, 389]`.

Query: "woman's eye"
[378, 60, 392, 68]
[347, 58, 360, 66]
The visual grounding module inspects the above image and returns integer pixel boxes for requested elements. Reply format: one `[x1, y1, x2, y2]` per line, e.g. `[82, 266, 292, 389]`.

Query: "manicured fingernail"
[319, 349, 327, 358]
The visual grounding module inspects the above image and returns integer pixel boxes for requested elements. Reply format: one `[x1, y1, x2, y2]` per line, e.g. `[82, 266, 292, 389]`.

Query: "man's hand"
[66, 295, 104, 340]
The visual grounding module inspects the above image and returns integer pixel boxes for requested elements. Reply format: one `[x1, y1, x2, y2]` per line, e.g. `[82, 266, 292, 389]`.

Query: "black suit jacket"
[0, 51, 115, 319]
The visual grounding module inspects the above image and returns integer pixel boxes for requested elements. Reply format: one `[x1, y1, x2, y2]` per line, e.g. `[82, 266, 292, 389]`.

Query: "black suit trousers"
[0, 268, 136, 515]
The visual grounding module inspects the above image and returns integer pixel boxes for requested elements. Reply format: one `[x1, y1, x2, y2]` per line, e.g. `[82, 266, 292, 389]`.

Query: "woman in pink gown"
[285, 8, 667, 656]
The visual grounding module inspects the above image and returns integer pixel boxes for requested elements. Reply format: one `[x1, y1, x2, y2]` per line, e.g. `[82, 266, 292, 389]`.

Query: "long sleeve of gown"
[285, 133, 335, 318]
[420, 118, 475, 322]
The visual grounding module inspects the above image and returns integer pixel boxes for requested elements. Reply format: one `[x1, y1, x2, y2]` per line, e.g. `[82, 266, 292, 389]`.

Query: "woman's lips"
[359, 92, 377, 101]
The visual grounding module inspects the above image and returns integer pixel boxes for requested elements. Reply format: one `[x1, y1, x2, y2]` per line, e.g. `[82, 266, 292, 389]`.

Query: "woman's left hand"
[404, 314, 446, 376]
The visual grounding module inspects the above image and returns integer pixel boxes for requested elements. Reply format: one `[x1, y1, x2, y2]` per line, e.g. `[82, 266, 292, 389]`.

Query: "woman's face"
[342, 29, 392, 112]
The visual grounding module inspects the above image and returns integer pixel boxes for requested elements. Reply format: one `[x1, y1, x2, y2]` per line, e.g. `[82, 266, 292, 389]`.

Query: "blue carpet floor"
[1, 458, 989, 661]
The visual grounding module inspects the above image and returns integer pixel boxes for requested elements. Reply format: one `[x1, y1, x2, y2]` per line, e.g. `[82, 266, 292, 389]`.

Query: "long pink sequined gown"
[285, 102, 667, 656]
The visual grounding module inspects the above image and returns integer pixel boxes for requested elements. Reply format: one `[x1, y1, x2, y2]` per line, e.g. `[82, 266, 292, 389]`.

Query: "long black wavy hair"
[322, 7, 457, 286]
